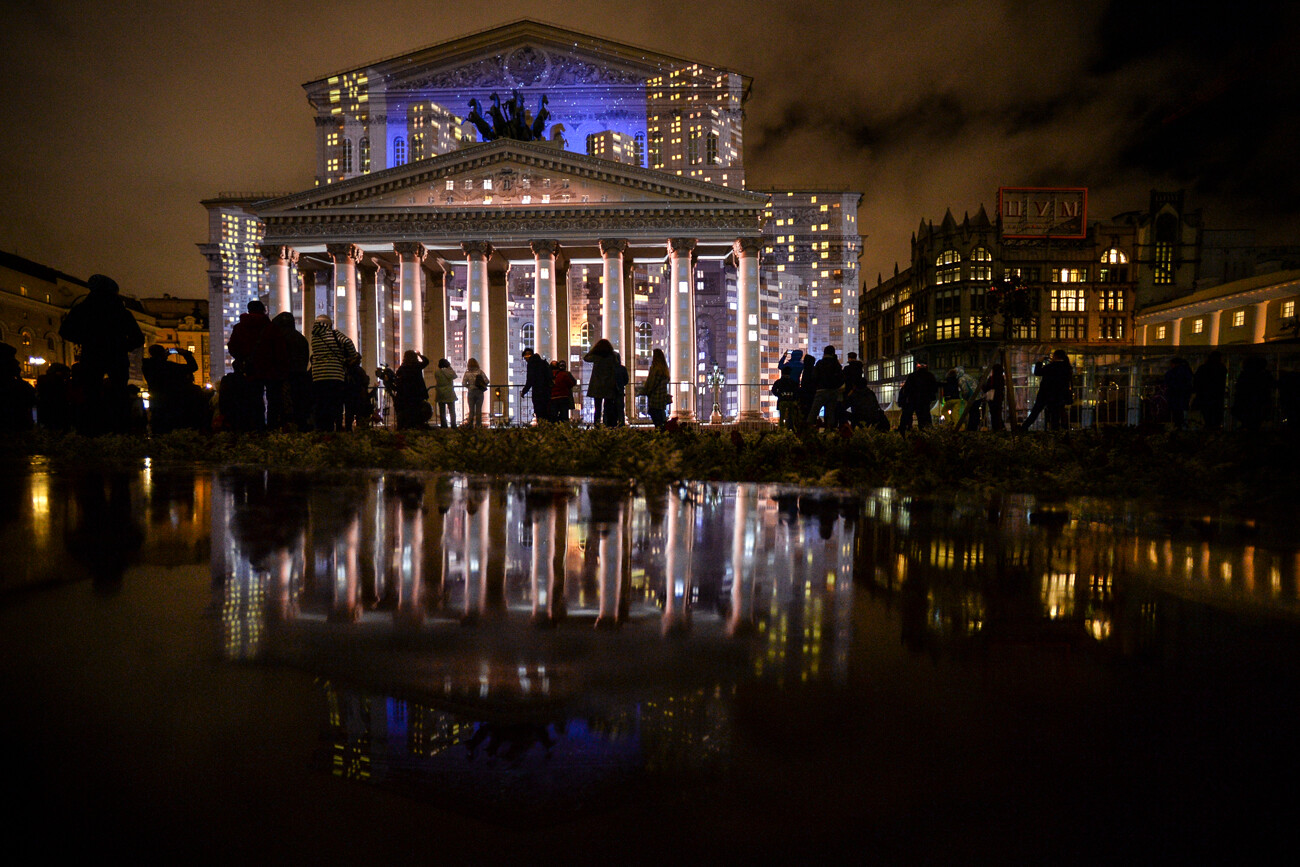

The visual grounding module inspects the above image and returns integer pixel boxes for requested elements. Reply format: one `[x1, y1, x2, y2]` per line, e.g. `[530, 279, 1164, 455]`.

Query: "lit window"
[393, 137, 407, 166]
[1283, 300, 1295, 319]
[1192, 319, 1204, 334]
[1156, 325, 1167, 340]
[1232, 310, 1245, 327]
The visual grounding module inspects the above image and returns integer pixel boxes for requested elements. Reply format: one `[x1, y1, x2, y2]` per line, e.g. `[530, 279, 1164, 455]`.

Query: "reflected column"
[530, 497, 555, 626]
[462, 484, 487, 625]
[328, 515, 361, 622]
[663, 484, 695, 635]
[728, 483, 759, 636]
[595, 497, 625, 630]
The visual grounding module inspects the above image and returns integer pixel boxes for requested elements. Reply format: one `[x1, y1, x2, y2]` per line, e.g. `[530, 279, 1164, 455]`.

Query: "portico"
[255, 138, 768, 424]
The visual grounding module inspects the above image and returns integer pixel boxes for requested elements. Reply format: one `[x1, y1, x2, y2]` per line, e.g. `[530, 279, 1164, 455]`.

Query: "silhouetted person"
[982, 363, 1007, 431]
[584, 338, 619, 426]
[431, 358, 458, 428]
[1021, 349, 1072, 431]
[273, 311, 312, 430]
[1163, 357, 1193, 429]
[142, 345, 197, 434]
[1232, 356, 1275, 432]
[394, 350, 431, 429]
[1193, 351, 1228, 430]
[227, 300, 283, 432]
[550, 360, 577, 422]
[520, 347, 552, 424]
[35, 362, 73, 432]
[807, 345, 844, 430]
[639, 348, 671, 429]
[58, 274, 144, 434]
[0, 342, 36, 432]
[898, 361, 939, 431]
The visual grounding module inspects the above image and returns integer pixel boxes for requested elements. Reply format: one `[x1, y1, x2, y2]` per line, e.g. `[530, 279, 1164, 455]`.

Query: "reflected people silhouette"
[64, 472, 144, 595]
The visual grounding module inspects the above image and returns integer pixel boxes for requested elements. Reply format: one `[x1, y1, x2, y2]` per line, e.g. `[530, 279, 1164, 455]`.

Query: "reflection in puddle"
[6, 464, 1300, 831]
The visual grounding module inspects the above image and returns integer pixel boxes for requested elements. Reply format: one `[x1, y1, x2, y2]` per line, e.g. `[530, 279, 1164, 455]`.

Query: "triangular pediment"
[257, 139, 767, 216]
[306, 19, 750, 94]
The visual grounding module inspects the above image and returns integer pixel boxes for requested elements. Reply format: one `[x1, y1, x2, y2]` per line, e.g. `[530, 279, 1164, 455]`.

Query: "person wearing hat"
[309, 315, 358, 431]
[520, 347, 552, 424]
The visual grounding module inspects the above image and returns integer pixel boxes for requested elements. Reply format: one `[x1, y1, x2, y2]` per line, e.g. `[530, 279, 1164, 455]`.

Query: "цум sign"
[998, 187, 1087, 239]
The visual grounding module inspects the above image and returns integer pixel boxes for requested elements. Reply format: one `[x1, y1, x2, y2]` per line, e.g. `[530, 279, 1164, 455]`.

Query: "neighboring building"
[138, 294, 213, 387]
[1135, 271, 1300, 348]
[759, 190, 862, 354]
[201, 19, 853, 422]
[585, 130, 640, 166]
[0, 250, 157, 385]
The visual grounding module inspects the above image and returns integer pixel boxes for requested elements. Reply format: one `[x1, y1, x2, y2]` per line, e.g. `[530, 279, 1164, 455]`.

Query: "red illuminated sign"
[998, 187, 1088, 239]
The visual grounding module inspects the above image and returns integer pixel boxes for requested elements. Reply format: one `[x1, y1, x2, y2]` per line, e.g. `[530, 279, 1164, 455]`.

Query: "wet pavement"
[3, 462, 1299, 862]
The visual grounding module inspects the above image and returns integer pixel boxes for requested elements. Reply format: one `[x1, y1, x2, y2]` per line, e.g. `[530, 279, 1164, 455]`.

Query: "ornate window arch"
[342, 139, 353, 174]
[1101, 248, 1128, 264]
[520, 322, 535, 353]
[578, 321, 591, 351]
[934, 249, 962, 285]
[359, 137, 371, 173]
[393, 136, 407, 166]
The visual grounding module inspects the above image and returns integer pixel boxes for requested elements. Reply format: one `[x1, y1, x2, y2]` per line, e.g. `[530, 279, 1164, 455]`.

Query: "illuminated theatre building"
[201, 20, 863, 423]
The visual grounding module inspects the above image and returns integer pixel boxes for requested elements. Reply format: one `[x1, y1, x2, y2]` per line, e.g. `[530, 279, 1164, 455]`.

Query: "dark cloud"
[1, 0, 1296, 298]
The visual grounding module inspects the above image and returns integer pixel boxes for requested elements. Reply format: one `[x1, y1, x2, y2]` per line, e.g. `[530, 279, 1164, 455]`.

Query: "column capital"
[667, 238, 698, 258]
[259, 244, 298, 264]
[599, 238, 629, 257]
[326, 243, 363, 263]
[461, 240, 494, 260]
[530, 239, 561, 258]
[393, 241, 427, 262]
[733, 237, 763, 258]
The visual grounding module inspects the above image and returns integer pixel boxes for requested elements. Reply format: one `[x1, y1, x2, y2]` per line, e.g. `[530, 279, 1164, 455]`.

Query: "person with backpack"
[771, 366, 800, 431]
[806, 345, 845, 430]
[462, 357, 489, 427]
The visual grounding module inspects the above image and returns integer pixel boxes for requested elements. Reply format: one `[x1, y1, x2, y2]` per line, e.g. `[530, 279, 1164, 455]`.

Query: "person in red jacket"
[550, 359, 577, 422]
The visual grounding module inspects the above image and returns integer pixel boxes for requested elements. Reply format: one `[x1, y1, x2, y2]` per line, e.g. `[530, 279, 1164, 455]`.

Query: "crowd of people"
[2, 288, 1297, 436]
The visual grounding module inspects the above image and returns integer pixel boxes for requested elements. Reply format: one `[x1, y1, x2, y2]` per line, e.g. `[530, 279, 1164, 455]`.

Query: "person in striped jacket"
[310, 315, 356, 432]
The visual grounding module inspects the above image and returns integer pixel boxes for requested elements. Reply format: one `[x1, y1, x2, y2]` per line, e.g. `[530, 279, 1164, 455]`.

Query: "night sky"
[3, 0, 1298, 301]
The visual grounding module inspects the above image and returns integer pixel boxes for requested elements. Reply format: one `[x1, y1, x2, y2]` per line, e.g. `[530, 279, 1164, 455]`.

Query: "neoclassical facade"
[203, 20, 865, 424]
[256, 138, 767, 422]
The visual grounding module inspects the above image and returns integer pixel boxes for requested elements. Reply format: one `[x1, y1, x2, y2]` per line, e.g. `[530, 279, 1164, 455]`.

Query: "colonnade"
[262, 234, 764, 423]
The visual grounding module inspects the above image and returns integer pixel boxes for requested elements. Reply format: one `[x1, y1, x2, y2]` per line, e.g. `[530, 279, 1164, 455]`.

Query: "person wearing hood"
[394, 350, 432, 429]
[227, 299, 285, 431]
[583, 338, 619, 426]
[806, 345, 845, 430]
[310, 315, 357, 432]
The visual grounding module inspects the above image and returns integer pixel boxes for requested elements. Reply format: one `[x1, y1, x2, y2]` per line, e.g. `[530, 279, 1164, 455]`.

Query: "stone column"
[326, 243, 363, 342]
[1171, 317, 1183, 347]
[555, 258, 572, 365]
[595, 506, 624, 630]
[299, 269, 317, 340]
[425, 266, 448, 364]
[734, 238, 763, 420]
[1253, 301, 1270, 344]
[531, 240, 560, 360]
[488, 268, 510, 422]
[394, 242, 426, 355]
[358, 260, 380, 375]
[1208, 310, 1222, 346]
[462, 241, 493, 424]
[260, 245, 297, 317]
[668, 238, 698, 420]
[599, 239, 629, 355]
